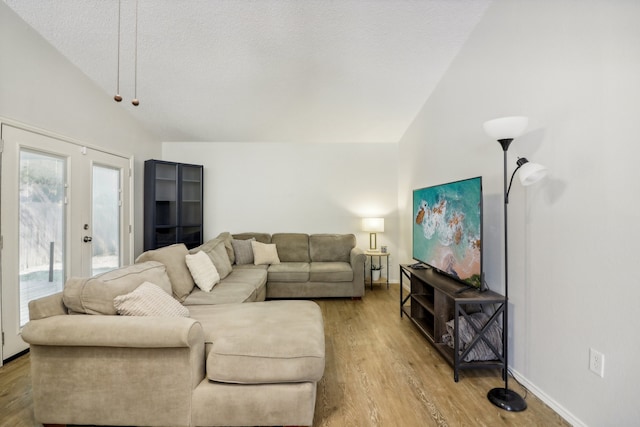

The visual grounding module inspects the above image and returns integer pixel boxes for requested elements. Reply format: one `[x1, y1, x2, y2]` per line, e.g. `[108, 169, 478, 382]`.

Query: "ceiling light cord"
[131, 0, 140, 106]
[113, 0, 122, 102]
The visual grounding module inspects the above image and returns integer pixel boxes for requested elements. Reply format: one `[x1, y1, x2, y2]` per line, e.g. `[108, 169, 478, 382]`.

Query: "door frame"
[0, 119, 134, 363]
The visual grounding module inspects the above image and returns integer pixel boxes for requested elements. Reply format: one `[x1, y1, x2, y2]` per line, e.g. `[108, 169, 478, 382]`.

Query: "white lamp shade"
[519, 161, 548, 186]
[362, 217, 384, 232]
[483, 116, 529, 140]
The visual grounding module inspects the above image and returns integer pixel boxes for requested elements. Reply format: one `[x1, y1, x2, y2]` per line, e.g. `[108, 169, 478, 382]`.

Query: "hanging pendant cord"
[114, 0, 122, 102]
[132, 0, 140, 106]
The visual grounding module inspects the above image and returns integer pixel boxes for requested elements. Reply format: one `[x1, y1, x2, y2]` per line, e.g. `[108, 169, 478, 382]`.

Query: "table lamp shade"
[361, 218, 384, 232]
[362, 218, 384, 250]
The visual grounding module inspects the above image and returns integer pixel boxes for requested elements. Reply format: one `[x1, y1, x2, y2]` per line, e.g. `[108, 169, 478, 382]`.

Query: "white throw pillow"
[251, 241, 281, 265]
[113, 282, 190, 317]
[185, 250, 220, 292]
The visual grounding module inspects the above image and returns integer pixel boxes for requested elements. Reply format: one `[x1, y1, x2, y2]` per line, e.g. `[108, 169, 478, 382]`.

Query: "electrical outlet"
[589, 348, 605, 377]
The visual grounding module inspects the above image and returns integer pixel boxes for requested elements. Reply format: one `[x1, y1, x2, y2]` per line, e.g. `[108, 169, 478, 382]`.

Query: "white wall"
[0, 2, 161, 257]
[162, 142, 400, 280]
[398, 1, 640, 425]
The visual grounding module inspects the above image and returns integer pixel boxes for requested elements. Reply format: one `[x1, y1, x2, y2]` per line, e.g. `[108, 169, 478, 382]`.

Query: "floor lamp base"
[487, 387, 527, 412]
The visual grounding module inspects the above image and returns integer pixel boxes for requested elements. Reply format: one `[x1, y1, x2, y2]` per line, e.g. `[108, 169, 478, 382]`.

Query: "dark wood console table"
[400, 264, 506, 382]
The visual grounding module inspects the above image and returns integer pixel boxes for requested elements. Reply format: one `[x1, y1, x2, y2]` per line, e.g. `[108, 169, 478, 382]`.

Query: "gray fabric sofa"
[22, 231, 362, 426]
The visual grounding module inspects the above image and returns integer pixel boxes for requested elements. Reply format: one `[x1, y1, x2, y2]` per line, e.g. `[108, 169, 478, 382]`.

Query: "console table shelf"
[400, 264, 506, 382]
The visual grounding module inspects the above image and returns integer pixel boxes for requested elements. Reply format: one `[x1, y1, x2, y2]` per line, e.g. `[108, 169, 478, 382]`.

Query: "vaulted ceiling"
[5, 0, 490, 143]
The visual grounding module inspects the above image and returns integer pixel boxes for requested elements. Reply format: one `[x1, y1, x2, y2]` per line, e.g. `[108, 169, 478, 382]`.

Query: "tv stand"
[400, 264, 506, 382]
[454, 283, 476, 294]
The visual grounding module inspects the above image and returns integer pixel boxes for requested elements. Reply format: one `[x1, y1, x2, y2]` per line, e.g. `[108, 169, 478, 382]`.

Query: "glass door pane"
[180, 165, 202, 249]
[154, 162, 178, 248]
[19, 150, 66, 326]
[91, 165, 121, 276]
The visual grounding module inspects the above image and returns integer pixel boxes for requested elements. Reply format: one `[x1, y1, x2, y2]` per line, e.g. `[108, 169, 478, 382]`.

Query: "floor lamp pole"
[487, 140, 527, 412]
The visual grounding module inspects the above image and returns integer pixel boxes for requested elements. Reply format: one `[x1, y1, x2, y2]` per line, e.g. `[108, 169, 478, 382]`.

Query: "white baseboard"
[510, 368, 586, 427]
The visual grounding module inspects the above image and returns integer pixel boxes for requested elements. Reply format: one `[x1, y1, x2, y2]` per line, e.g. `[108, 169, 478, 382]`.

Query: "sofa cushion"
[231, 264, 268, 271]
[309, 262, 353, 282]
[219, 268, 268, 289]
[267, 262, 310, 282]
[232, 232, 272, 244]
[136, 243, 195, 302]
[232, 238, 255, 265]
[114, 282, 190, 317]
[271, 233, 310, 262]
[94, 261, 173, 294]
[190, 234, 233, 280]
[185, 251, 220, 292]
[182, 268, 267, 306]
[62, 261, 172, 315]
[182, 282, 257, 305]
[252, 241, 281, 265]
[309, 234, 355, 263]
[219, 231, 236, 265]
[189, 300, 325, 384]
[196, 231, 236, 265]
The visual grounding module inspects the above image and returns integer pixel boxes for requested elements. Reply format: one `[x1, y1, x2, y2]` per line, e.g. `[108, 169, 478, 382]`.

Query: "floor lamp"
[483, 116, 548, 412]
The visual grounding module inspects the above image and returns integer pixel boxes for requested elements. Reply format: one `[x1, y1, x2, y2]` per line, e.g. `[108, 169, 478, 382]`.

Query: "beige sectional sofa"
[22, 231, 363, 427]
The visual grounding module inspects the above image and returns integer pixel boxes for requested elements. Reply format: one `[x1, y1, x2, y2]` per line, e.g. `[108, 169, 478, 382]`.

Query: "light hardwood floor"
[0, 284, 568, 427]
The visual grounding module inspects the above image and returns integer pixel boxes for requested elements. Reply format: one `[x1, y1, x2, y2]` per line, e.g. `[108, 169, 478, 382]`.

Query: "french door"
[0, 124, 132, 360]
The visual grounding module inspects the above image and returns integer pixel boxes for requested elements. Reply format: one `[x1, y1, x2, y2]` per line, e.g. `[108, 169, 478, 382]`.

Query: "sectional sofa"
[22, 232, 364, 427]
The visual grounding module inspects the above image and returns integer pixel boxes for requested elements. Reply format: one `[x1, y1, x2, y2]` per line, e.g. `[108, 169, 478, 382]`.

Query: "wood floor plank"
[0, 353, 38, 427]
[0, 284, 568, 427]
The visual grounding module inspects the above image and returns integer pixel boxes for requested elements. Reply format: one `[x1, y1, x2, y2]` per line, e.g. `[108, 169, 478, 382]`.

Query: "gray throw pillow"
[232, 238, 255, 265]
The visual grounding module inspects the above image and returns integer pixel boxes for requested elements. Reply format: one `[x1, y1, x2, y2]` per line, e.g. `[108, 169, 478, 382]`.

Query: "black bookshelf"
[144, 159, 203, 251]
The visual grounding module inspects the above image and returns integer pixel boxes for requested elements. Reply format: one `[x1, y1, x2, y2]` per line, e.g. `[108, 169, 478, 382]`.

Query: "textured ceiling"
[5, 0, 491, 143]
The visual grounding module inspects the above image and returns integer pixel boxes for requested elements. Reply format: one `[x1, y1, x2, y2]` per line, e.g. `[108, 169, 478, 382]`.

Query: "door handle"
[83, 236, 93, 243]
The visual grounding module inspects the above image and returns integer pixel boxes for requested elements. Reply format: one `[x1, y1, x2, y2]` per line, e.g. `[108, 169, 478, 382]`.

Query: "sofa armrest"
[23, 315, 205, 427]
[350, 247, 366, 297]
[28, 292, 67, 320]
[23, 314, 202, 348]
[350, 246, 365, 269]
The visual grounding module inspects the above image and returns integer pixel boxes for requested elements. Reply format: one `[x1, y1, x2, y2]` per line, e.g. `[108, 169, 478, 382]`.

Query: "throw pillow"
[113, 282, 190, 317]
[219, 232, 236, 265]
[62, 261, 171, 315]
[190, 236, 233, 280]
[232, 238, 255, 264]
[185, 251, 220, 292]
[135, 243, 195, 302]
[251, 241, 281, 265]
